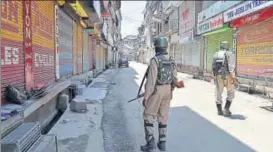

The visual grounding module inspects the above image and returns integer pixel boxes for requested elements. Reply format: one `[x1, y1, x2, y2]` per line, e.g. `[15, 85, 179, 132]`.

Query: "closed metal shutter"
[58, 8, 73, 78]
[31, 1, 55, 88]
[205, 30, 233, 73]
[180, 42, 201, 73]
[73, 21, 77, 74]
[237, 17, 273, 79]
[88, 36, 94, 70]
[83, 30, 89, 72]
[1, 1, 24, 104]
[77, 25, 83, 74]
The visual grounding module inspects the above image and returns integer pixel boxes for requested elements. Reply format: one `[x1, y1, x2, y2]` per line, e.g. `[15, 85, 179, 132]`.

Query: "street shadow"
[168, 106, 256, 152]
[226, 114, 247, 120]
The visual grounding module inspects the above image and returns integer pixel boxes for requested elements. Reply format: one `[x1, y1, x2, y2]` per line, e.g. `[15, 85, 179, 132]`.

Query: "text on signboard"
[226, 1, 266, 19]
[34, 53, 54, 67]
[1, 46, 19, 65]
[198, 16, 223, 33]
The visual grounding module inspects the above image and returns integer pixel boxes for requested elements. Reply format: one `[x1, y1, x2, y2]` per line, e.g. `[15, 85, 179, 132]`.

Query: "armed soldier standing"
[140, 37, 180, 152]
[212, 41, 236, 116]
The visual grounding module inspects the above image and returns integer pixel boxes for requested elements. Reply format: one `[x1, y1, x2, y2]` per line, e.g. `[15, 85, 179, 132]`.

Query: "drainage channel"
[41, 80, 93, 134]
[41, 110, 64, 134]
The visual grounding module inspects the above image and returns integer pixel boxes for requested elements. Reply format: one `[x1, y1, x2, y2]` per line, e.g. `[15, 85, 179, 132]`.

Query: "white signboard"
[197, 14, 223, 35]
[224, 0, 273, 22]
[198, 1, 241, 23]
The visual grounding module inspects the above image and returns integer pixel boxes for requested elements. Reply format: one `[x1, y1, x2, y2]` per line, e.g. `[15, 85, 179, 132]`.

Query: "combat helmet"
[220, 41, 229, 50]
[154, 37, 168, 54]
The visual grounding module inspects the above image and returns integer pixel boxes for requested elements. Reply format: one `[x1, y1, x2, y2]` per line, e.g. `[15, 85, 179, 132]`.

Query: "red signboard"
[231, 6, 273, 28]
[24, 0, 34, 91]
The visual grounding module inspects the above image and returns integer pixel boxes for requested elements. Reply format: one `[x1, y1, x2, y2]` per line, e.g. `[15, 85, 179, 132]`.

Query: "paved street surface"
[51, 61, 273, 152]
[101, 62, 273, 152]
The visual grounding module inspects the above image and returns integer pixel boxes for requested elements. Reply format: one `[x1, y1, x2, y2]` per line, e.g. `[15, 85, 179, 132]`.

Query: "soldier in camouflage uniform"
[141, 37, 178, 152]
[212, 41, 236, 116]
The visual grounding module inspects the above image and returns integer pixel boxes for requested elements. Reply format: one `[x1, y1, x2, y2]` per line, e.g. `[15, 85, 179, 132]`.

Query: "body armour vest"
[212, 50, 230, 77]
[152, 55, 175, 85]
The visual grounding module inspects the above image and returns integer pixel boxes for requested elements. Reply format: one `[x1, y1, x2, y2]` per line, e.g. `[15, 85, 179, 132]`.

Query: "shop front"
[1, 1, 24, 103]
[197, 13, 234, 80]
[178, 1, 202, 75]
[58, 7, 73, 78]
[31, 1, 55, 89]
[225, 1, 273, 87]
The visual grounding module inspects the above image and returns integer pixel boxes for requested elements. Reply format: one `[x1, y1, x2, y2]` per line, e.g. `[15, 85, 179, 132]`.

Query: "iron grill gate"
[58, 8, 73, 78]
[1, 1, 25, 104]
[31, 1, 55, 88]
[83, 30, 89, 72]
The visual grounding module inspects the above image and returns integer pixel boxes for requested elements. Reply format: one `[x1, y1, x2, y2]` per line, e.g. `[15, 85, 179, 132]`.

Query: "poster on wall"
[179, 1, 195, 35]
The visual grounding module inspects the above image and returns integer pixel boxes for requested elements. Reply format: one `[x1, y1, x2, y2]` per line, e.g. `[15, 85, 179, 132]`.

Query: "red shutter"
[1, 1, 24, 104]
[31, 1, 55, 89]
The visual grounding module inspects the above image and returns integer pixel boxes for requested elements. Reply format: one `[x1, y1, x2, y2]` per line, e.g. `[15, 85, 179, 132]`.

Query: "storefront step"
[23, 80, 71, 118]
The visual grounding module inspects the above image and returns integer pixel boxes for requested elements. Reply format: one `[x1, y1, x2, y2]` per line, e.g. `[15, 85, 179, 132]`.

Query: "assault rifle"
[127, 67, 149, 103]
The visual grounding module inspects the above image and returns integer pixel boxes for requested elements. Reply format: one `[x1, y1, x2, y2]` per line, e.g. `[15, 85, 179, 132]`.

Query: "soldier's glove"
[176, 81, 184, 88]
[229, 74, 236, 84]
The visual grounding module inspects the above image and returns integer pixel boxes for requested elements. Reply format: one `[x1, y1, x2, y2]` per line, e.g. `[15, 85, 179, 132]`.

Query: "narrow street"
[100, 62, 273, 152]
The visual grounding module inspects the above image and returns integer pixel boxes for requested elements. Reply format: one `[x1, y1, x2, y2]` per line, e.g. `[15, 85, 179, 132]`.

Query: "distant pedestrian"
[212, 41, 236, 116]
[141, 36, 183, 151]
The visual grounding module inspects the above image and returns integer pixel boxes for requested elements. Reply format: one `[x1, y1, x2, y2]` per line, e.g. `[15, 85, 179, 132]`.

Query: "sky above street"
[121, 1, 146, 38]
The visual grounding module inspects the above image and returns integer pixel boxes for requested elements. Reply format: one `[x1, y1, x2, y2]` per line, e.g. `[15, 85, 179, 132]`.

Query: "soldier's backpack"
[213, 50, 229, 76]
[152, 55, 175, 85]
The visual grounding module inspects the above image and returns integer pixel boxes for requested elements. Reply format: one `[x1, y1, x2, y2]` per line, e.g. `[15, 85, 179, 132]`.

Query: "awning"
[70, 1, 88, 18]
[203, 25, 231, 36]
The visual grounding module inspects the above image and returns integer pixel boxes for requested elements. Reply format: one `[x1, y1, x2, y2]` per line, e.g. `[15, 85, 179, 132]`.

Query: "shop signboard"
[198, 1, 241, 23]
[231, 6, 273, 27]
[224, 0, 273, 22]
[197, 14, 224, 35]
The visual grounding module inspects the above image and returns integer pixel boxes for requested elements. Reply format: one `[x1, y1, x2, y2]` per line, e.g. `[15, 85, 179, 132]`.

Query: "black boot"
[224, 100, 232, 116]
[141, 121, 156, 152]
[140, 136, 156, 152]
[217, 104, 223, 115]
[157, 141, 166, 151]
[158, 124, 167, 151]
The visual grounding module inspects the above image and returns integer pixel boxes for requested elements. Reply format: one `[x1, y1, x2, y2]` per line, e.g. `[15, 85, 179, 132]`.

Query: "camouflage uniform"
[141, 37, 177, 152]
[212, 41, 236, 116]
